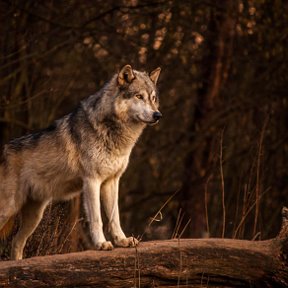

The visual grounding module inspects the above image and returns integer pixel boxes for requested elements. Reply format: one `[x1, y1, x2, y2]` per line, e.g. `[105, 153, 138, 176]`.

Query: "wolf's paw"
[114, 236, 139, 248]
[96, 241, 114, 250]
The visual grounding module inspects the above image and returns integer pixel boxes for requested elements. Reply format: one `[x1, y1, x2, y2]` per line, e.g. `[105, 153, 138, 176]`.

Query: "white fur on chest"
[98, 152, 130, 180]
[84, 145, 131, 181]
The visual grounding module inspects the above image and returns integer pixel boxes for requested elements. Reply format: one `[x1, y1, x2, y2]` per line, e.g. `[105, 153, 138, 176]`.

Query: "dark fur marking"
[8, 137, 26, 151]
[122, 90, 134, 99]
[69, 104, 97, 147]
[30, 123, 57, 142]
[102, 117, 122, 134]
[82, 111, 97, 134]
[8, 123, 57, 152]
[69, 106, 82, 146]
[101, 116, 124, 150]
[0, 150, 5, 165]
[92, 93, 102, 110]
[118, 84, 130, 95]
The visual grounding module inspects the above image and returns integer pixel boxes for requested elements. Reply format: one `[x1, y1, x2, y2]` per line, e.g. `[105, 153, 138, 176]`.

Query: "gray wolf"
[0, 64, 161, 260]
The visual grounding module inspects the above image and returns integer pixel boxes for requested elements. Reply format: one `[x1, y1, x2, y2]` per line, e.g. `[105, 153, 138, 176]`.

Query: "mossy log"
[0, 207, 288, 287]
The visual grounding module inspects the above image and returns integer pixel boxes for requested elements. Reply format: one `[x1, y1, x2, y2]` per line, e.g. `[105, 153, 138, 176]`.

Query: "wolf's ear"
[118, 65, 135, 86]
[149, 67, 161, 85]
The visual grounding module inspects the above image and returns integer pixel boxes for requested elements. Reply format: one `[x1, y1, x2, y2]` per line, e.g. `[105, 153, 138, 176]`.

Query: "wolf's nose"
[153, 111, 162, 121]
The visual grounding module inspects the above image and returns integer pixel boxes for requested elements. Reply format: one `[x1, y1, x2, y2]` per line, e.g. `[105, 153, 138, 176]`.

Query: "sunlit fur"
[0, 65, 161, 260]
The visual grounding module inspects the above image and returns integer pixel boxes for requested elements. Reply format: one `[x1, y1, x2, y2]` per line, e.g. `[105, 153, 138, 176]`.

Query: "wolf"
[0, 64, 161, 260]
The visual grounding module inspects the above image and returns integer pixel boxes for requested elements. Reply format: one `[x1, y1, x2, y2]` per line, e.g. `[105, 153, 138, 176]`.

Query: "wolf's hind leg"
[0, 215, 12, 231]
[0, 216, 8, 230]
[0, 202, 17, 237]
[101, 177, 138, 248]
[11, 199, 47, 260]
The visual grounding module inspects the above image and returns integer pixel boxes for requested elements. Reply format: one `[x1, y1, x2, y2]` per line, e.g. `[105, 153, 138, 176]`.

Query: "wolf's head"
[114, 65, 162, 125]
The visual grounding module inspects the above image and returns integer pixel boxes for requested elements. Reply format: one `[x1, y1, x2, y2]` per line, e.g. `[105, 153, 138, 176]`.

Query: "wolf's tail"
[0, 216, 15, 240]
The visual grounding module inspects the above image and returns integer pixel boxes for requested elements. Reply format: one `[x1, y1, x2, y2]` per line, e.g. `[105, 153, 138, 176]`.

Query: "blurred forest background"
[1, 0, 288, 258]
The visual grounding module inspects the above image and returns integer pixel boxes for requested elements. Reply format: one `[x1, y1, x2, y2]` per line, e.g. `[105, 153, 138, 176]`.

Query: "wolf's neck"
[78, 103, 144, 151]
[100, 115, 145, 150]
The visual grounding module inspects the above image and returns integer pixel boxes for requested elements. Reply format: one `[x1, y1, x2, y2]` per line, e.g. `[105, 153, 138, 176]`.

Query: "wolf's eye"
[135, 94, 144, 100]
[152, 95, 156, 102]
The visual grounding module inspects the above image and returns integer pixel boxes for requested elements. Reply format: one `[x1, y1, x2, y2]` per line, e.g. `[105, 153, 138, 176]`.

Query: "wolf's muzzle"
[153, 111, 162, 121]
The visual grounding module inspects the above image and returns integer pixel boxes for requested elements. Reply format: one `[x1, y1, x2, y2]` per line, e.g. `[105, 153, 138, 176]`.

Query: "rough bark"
[0, 207, 287, 288]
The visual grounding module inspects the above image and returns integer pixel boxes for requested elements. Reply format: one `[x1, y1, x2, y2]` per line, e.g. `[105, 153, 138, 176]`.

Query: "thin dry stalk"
[133, 238, 141, 288]
[178, 218, 191, 239]
[251, 231, 261, 241]
[46, 215, 61, 255]
[58, 218, 83, 254]
[139, 190, 179, 241]
[200, 272, 210, 287]
[232, 182, 241, 237]
[177, 238, 182, 287]
[36, 218, 59, 256]
[233, 199, 256, 239]
[233, 188, 269, 239]
[36, 229, 48, 257]
[240, 151, 258, 238]
[171, 208, 184, 239]
[253, 116, 269, 236]
[204, 174, 212, 237]
[219, 129, 226, 238]
[239, 179, 255, 239]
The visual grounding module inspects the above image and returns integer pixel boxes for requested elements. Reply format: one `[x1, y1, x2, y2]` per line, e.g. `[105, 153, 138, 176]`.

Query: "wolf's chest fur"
[80, 142, 132, 180]
[63, 103, 144, 181]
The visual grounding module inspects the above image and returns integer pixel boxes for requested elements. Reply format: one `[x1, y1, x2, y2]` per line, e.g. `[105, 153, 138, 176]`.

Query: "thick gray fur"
[0, 65, 161, 260]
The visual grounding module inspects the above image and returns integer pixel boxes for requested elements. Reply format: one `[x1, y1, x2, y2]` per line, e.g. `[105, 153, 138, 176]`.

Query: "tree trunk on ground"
[0, 207, 287, 288]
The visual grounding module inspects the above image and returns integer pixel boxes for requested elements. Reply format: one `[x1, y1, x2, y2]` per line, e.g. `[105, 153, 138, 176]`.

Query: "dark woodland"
[0, 0, 287, 271]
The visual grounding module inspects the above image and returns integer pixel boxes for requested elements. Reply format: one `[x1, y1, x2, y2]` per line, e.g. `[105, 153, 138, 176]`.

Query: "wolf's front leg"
[83, 178, 113, 250]
[101, 177, 138, 248]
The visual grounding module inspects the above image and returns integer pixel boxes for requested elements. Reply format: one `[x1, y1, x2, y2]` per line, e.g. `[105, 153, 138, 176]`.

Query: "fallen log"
[0, 207, 288, 288]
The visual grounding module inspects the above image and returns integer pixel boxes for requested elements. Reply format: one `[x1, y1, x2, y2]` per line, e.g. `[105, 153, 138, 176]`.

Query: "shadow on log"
[0, 207, 288, 287]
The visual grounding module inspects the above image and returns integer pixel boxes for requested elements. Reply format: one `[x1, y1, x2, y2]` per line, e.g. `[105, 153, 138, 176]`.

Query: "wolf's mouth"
[137, 115, 159, 125]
